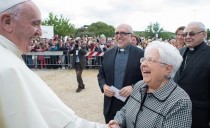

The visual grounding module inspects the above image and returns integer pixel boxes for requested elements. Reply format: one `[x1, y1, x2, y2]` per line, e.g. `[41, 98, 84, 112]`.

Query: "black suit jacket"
[70, 47, 87, 69]
[174, 42, 210, 127]
[97, 45, 144, 116]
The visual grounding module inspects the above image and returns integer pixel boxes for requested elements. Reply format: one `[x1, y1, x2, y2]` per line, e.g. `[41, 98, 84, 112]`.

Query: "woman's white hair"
[145, 41, 183, 77]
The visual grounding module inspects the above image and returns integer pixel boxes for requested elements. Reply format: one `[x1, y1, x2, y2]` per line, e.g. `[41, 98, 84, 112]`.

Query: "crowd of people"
[1, 0, 210, 128]
[23, 33, 186, 70]
[24, 24, 210, 70]
[23, 31, 151, 70]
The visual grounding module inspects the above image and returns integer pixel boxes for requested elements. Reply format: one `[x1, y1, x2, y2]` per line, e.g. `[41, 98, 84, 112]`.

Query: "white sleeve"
[65, 115, 107, 128]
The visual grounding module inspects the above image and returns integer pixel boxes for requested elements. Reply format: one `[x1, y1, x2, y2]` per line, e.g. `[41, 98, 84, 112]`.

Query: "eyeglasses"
[182, 31, 204, 37]
[115, 32, 132, 36]
[140, 57, 167, 65]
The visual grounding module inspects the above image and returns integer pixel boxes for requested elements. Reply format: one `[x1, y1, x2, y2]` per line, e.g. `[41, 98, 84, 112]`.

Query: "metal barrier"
[23, 51, 103, 69]
[86, 52, 103, 68]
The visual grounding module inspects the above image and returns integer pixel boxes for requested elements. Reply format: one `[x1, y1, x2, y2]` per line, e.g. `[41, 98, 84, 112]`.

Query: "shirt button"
[132, 122, 135, 126]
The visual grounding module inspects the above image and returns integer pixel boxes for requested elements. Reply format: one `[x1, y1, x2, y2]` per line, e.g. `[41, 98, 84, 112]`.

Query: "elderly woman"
[108, 41, 192, 128]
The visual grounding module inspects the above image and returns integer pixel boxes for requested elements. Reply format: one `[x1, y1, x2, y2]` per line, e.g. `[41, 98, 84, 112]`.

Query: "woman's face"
[140, 48, 170, 90]
[176, 30, 184, 43]
[131, 36, 138, 46]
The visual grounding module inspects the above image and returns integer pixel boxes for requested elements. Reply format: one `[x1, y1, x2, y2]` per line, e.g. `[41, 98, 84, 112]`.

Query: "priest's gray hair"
[116, 24, 133, 34]
[186, 21, 206, 32]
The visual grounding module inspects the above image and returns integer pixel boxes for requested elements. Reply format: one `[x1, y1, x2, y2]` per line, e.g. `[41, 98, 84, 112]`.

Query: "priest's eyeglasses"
[115, 32, 132, 36]
[182, 31, 204, 37]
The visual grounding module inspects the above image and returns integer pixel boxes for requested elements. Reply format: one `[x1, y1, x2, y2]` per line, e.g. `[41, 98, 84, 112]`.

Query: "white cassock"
[0, 35, 107, 128]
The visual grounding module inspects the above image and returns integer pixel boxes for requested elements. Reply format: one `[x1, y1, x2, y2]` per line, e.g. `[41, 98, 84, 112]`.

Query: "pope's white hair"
[3, 2, 26, 21]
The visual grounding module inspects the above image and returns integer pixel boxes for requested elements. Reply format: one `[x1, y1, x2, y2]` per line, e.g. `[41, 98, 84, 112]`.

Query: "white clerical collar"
[189, 48, 194, 51]
[0, 35, 23, 59]
[119, 48, 124, 52]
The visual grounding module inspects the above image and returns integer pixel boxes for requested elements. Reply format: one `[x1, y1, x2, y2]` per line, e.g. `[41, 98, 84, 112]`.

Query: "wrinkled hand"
[119, 85, 133, 97]
[103, 84, 115, 97]
[108, 120, 120, 128]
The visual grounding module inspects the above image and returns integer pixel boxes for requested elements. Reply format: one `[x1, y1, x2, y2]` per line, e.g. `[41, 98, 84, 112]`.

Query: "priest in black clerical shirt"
[97, 24, 144, 123]
[174, 21, 210, 128]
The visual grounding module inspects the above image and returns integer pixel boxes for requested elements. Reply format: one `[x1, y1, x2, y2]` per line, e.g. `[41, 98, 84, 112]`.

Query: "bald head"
[186, 22, 206, 32]
[116, 24, 133, 34]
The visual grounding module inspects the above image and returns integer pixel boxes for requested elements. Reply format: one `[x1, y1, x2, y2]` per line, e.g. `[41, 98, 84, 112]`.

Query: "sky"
[33, 0, 210, 32]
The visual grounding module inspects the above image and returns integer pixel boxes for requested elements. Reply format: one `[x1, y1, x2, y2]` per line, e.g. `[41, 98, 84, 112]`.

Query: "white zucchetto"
[0, 0, 29, 13]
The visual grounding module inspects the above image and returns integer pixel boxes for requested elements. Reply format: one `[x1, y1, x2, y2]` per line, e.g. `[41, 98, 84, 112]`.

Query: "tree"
[42, 13, 76, 37]
[159, 32, 175, 40]
[87, 21, 115, 37]
[145, 22, 164, 39]
[74, 25, 96, 37]
[75, 21, 115, 38]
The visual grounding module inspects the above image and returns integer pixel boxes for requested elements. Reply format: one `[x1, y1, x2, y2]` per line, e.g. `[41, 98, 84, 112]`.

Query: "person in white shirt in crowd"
[99, 34, 107, 52]
[0, 0, 107, 127]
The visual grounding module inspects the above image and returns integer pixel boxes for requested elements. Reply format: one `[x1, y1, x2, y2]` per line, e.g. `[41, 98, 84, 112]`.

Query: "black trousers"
[105, 97, 126, 124]
[75, 62, 84, 87]
[191, 106, 209, 128]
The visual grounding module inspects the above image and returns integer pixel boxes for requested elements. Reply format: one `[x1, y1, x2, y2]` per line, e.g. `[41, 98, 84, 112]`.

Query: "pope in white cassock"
[0, 0, 107, 128]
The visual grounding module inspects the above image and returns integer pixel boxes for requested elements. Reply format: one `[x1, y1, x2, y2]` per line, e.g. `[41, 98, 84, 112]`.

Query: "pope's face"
[11, 1, 42, 54]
